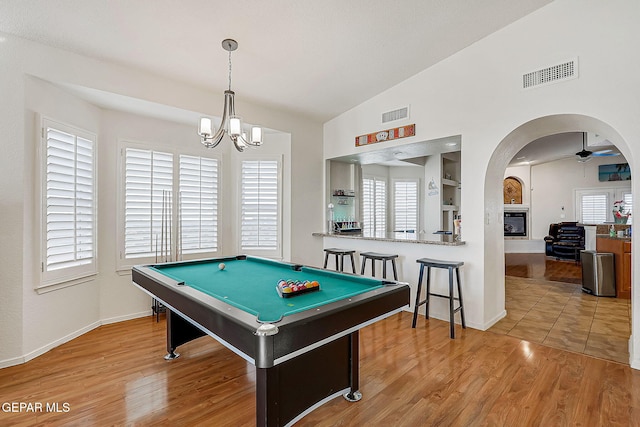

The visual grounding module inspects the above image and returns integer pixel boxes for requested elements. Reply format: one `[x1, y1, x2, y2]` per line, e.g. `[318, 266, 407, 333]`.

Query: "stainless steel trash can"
[580, 250, 615, 297]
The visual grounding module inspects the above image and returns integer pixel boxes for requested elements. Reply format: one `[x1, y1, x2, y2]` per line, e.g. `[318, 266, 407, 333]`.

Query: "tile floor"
[489, 276, 631, 364]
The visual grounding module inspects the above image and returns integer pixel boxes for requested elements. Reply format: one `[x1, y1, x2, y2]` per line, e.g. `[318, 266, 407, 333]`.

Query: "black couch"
[544, 222, 585, 261]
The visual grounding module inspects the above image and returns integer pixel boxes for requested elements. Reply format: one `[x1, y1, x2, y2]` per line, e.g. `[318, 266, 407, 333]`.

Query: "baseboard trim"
[630, 335, 639, 370]
[0, 310, 154, 369]
[0, 355, 25, 370]
[101, 310, 152, 325]
[482, 309, 507, 331]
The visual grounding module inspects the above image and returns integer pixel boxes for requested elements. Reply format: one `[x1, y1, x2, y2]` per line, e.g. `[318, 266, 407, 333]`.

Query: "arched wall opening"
[483, 113, 635, 364]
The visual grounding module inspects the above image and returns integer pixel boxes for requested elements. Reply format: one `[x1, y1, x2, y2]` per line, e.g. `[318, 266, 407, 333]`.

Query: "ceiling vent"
[382, 106, 409, 123]
[522, 58, 578, 89]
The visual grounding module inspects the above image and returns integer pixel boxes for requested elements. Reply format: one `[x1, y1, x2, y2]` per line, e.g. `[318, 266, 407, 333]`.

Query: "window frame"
[39, 117, 98, 290]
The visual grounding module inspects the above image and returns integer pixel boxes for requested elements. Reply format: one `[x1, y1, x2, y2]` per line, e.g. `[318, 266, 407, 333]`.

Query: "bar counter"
[312, 231, 465, 246]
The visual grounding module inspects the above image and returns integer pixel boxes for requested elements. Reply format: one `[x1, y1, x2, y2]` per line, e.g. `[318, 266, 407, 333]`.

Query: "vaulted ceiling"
[0, 0, 553, 122]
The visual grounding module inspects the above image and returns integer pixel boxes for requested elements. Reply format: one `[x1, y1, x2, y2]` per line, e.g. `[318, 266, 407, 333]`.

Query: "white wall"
[323, 0, 640, 367]
[0, 32, 323, 366]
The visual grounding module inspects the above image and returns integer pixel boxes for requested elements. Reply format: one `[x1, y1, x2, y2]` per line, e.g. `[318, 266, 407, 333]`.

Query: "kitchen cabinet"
[596, 236, 631, 299]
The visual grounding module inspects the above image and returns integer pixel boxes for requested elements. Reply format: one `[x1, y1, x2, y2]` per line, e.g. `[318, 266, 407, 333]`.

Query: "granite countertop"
[312, 231, 465, 246]
[596, 234, 632, 241]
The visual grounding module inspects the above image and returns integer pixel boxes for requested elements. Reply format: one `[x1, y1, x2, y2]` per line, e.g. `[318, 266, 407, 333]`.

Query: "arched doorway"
[484, 113, 635, 364]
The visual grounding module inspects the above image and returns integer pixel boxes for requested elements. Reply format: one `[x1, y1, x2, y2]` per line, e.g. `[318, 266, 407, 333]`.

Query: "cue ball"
[219, 263, 226, 270]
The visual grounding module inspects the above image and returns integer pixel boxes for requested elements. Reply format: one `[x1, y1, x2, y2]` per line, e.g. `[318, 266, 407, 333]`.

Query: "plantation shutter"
[179, 155, 219, 253]
[124, 148, 173, 258]
[580, 193, 607, 224]
[623, 192, 633, 225]
[375, 179, 387, 235]
[43, 122, 96, 280]
[241, 160, 279, 251]
[362, 178, 375, 235]
[362, 177, 386, 236]
[394, 180, 418, 232]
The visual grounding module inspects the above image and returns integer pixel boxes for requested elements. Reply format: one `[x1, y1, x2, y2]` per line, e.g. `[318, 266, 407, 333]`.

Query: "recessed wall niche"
[503, 176, 523, 204]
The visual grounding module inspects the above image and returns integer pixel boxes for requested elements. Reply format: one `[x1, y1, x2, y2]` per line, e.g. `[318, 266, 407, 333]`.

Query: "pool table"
[132, 255, 410, 427]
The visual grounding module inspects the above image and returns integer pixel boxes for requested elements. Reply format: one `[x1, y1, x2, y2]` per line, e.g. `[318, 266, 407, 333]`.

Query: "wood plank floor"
[1, 311, 639, 426]
[497, 253, 631, 364]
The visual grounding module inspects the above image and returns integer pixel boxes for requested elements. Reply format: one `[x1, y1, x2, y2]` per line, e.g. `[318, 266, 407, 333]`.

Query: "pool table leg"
[343, 331, 362, 402]
[164, 309, 206, 360]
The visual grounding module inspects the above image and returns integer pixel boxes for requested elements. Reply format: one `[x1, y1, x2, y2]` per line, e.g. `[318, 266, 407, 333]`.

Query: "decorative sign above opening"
[355, 124, 415, 147]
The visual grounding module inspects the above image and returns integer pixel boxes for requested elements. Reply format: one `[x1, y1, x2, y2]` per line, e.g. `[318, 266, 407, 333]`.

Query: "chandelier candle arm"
[197, 38, 263, 152]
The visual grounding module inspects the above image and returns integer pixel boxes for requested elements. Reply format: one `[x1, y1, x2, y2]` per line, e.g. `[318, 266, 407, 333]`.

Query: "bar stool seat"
[323, 248, 356, 273]
[411, 257, 465, 339]
[360, 252, 398, 280]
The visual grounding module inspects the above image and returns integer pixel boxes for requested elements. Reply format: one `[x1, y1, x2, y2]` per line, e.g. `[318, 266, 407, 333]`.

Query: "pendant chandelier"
[198, 39, 262, 152]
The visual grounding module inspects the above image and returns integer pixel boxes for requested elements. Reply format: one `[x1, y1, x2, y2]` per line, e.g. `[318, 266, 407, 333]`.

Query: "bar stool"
[360, 252, 398, 280]
[412, 258, 465, 339]
[323, 248, 357, 273]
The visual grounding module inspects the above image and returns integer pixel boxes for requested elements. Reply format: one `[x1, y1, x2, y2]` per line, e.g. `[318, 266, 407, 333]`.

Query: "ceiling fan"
[576, 132, 620, 162]
[576, 132, 593, 162]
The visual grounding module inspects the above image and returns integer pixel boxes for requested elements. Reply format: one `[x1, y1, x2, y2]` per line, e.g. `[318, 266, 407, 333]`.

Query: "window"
[580, 193, 608, 224]
[41, 119, 96, 286]
[362, 177, 386, 236]
[240, 159, 280, 254]
[393, 180, 418, 232]
[179, 155, 219, 254]
[123, 147, 220, 263]
[575, 187, 631, 224]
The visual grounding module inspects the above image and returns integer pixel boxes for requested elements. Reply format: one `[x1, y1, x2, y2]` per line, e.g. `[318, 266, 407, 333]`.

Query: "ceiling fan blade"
[591, 149, 620, 157]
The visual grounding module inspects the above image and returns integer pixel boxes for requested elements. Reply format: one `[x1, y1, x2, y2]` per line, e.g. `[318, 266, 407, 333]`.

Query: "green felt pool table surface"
[151, 256, 385, 323]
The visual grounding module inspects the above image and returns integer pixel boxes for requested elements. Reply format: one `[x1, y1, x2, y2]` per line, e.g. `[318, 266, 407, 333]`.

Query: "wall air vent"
[522, 58, 578, 89]
[382, 106, 409, 123]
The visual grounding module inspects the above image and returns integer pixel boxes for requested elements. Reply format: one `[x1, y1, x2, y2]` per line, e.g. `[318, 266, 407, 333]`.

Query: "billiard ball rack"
[276, 280, 320, 298]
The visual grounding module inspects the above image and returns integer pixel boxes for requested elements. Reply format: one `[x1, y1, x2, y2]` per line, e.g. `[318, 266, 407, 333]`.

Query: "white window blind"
[241, 160, 279, 251]
[42, 120, 96, 284]
[394, 180, 418, 232]
[623, 192, 633, 225]
[580, 193, 608, 224]
[124, 148, 173, 259]
[362, 177, 386, 236]
[179, 155, 219, 254]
